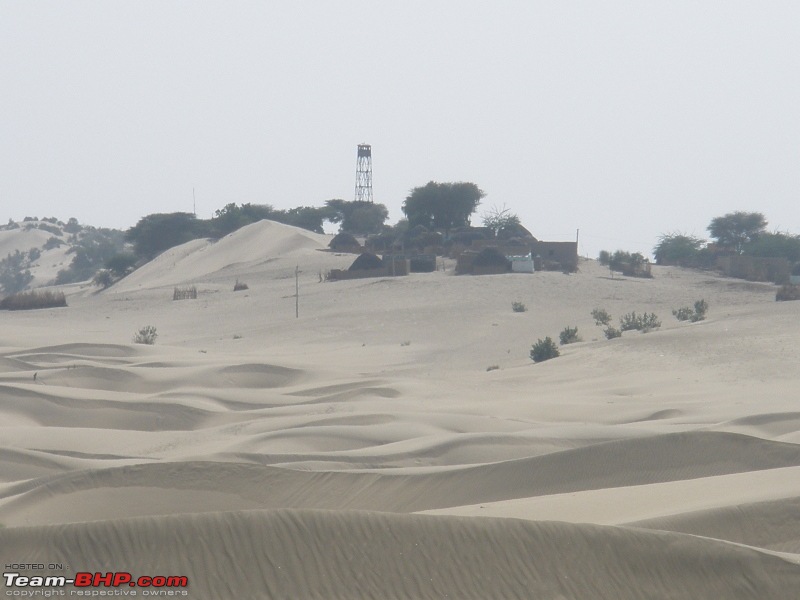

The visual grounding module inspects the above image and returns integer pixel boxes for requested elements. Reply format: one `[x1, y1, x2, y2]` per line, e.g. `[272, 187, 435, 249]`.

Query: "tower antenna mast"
[354, 144, 373, 203]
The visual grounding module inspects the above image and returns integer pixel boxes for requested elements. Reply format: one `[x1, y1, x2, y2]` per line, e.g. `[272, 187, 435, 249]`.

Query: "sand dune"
[3, 510, 799, 600]
[2, 221, 800, 598]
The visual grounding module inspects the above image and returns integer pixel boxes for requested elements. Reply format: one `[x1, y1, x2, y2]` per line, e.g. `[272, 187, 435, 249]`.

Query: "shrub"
[233, 280, 249, 292]
[604, 326, 622, 339]
[559, 326, 581, 345]
[0, 290, 67, 310]
[691, 299, 709, 322]
[620, 311, 661, 333]
[673, 299, 709, 322]
[486, 365, 500, 372]
[591, 308, 611, 326]
[776, 285, 800, 301]
[173, 286, 197, 300]
[133, 325, 157, 345]
[530, 337, 559, 363]
[512, 301, 527, 313]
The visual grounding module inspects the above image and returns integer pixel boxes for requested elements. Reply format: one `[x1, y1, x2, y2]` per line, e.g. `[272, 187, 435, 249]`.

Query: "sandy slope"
[2, 220, 799, 598]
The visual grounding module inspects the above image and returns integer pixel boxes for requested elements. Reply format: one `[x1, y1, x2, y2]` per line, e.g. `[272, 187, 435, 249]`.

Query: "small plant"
[233, 280, 249, 292]
[512, 301, 527, 313]
[776, 285, 800, 301]
[400, 340, 411, 346]
[486, 365, 500, 372]
[591, 308, 612, 326]
[0, 290, 67, 310]
[604, 326, 622, 339]
[133, 325, 157, 345]
[530, 337, 560, 363]
[233, 334, 242, 339]
[173, 286, 197, 300]
[559, 326, 581, 345]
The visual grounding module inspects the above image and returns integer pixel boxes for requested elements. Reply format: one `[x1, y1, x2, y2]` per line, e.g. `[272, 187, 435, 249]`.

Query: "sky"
[2, 1, 799, 259]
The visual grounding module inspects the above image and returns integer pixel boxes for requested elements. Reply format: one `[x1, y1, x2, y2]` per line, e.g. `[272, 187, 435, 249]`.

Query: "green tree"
[743, 231, 800, 263]
[707, 212, 767, 254]
[402, 181, 485, 233]
[325, 199, 388, 235]
[126, 213, 207, 260]
[653, 233, 706, 266]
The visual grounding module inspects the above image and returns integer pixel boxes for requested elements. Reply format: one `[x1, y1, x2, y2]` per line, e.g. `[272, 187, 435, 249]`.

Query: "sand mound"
[2, 509, 798, 600]
[111, 220, 330, 291]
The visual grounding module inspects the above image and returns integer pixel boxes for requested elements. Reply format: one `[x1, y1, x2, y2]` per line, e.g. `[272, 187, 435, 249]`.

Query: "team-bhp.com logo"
[4, 571, 189, 596]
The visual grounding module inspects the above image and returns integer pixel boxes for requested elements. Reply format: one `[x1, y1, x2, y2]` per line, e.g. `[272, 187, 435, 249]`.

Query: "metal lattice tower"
[354, 144, 373, 203]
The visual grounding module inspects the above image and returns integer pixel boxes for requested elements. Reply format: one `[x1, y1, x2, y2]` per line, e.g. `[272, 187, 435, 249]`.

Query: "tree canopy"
[325, 199, 388, 235]
[653, 233, 706, 266]
[402, 181, 485, 232]
[481, 205, 521, 237]
[707, 211, 767, 254]
[126, 212, 207, 260]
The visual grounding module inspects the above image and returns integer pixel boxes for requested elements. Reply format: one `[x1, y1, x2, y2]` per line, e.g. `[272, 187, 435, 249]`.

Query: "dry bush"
[133, 325, 157, 345]
[233, 280, 249, 292]
[0, 290, 67, 310]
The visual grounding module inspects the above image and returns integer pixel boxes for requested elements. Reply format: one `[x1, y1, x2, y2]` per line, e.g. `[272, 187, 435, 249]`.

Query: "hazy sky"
[2, 2, 798, 258]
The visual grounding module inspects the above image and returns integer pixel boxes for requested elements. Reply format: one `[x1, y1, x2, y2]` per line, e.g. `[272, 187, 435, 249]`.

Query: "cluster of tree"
[401, 181, 485, 233]
[654, 212, 800, 268]
[54, 226, 127, 284]
[0, 250, 35, 294]
[126, 200, 392, 262]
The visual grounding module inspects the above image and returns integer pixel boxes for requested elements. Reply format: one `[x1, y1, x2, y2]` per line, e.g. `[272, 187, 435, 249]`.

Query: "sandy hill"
[1, 235, 800, 598]
[111, 219, 335, 292]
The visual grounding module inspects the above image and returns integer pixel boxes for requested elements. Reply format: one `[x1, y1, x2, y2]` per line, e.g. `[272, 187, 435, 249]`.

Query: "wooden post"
[295, 265, 299, 318]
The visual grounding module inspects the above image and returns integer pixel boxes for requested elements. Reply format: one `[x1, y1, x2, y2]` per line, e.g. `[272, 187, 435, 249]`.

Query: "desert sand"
[1, 220, 799, 599]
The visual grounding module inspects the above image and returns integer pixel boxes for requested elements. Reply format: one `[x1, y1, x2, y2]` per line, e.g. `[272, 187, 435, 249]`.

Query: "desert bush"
[591, 308, 612, 326]
[233, 280, 249, 292]
[776, 285, 800, 301]
[692, 299, 709, 322]
[0, 290, 67, 310]
[620, 311, 661, 333]
[512, 301, 527, 313]
[486, 365, 500, 372]
[173, 286, 197, 300]
[673, 299, 709, 322]
[530, 337, 559, 363]
[604, 326, 622, 339]
[559, 326, 581, 345]
[133, 325, 157, 345]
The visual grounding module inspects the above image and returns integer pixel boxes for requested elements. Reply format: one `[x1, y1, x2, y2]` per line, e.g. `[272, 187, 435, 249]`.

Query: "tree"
[481, 205, 521, 237]
[743, 231, 800, 263]
[126, 213, 207, 260]
[325, 199, 388, 235]
[707, 212, 767, 254]
[402, 181, 485, 233]
[653, 233, 706, 266]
